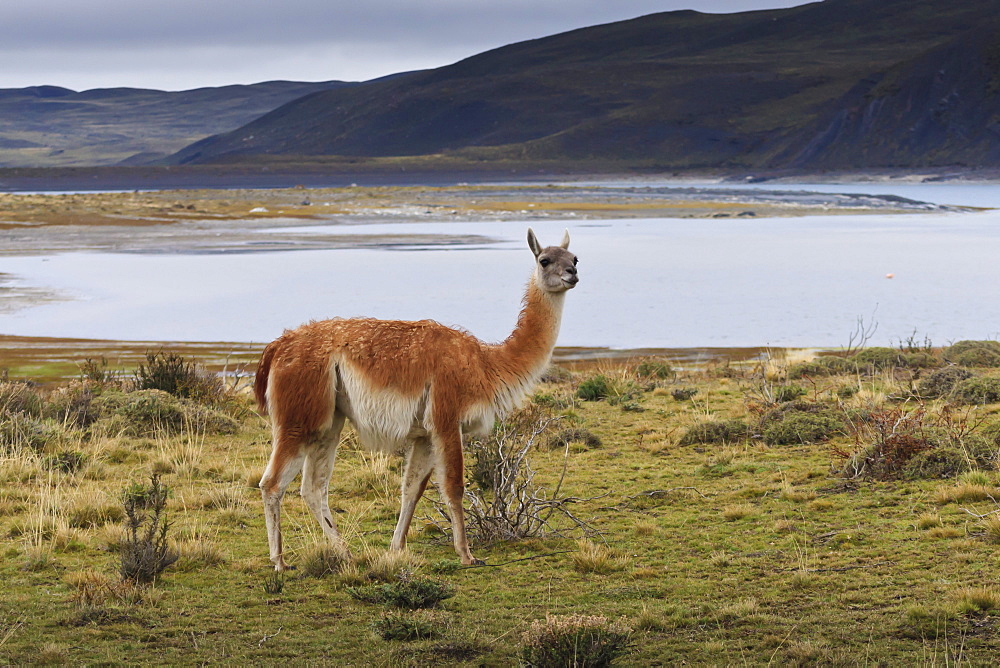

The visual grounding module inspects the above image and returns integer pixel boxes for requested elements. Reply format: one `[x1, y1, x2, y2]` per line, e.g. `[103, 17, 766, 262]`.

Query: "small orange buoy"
[885, 273, 894, 279]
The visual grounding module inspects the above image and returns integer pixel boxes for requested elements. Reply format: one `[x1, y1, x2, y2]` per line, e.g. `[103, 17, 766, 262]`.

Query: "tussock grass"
[722, 503, 757, 521]
[980, 514, 1000, 543]
[174, 530, 227, 571]
[573, 539, 628, 574]
[953, 587, 1000, 614]
[934, 483, 995, 505]
[926, 526, 964, 539]
[297, 541, 352, 578]
[7, 345, 1000, 663]
[362, 546, 426, 582]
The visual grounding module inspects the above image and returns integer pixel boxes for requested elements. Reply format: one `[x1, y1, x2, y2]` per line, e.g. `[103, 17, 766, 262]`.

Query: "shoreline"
[0, 182, 968, 256]
[3, 164, 1000, 194]
[0, 334, 794, 381]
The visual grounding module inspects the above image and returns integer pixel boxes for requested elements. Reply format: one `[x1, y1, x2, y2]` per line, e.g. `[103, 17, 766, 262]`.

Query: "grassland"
[3, 342, 1000, 665]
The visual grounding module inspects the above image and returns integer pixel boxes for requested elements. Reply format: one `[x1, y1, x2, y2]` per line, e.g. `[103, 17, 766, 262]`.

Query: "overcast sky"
[3, 1, 812, 92]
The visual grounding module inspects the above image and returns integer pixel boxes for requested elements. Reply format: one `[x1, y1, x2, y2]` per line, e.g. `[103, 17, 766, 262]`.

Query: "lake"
[2, 182, 1000, 350]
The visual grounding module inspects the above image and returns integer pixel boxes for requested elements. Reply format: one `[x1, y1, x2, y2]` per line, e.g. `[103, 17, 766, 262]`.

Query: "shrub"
[0, 413, 58, 453]
[787, 355, 861, 378]
[94, 390, 238, 436]
[634, 359, 672, 380]
[576, 372, 644, 410]
[851, 347, 904, 370]
[45, 382, 102, 428]
[670, 388, 698, 401]
[607, 382, 644, 411]
[372, 611, 441, 641]
[759, 400, 829, 428]
[839, 407, 934, 480]
[119, 474, 178, 583]
[347, 572, 454, 610]
[837, 385, 858, 399]
[531, 392, 572, 409]
[917, 367, 974, 399]
[576, 375, 611, 401]
[67, 503, 125, 529]
[43, 450, 88, 474]
[942, 340, 1000, 367]
[678, 419, 750, 445]
[0, 380, 44, 416]
[547, 428, 602, 450]
[903, 446, 968, 479]
[460, 413, 594, 543]
[78, 356, 120, 386]
[521, 614, 633, 668]
[820, 356, 859, 374]
[774, 385, 807, 403]
[540, 365, 574, 384]
[133, 350, 225, 403]
[763, 412, 844, 445]
[786, 361, 830, 379]
[901, 352, 939, 369]
[262, 571, 284, 596]
[953, 377, 1000, 404]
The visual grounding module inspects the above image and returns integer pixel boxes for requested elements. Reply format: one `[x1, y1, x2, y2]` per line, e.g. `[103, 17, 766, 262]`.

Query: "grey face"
[527, 228, 579, 293]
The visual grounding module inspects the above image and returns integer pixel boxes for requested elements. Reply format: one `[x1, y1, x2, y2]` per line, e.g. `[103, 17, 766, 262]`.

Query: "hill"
[168, 0, 1000, 170]
[0, 80, 353, 167]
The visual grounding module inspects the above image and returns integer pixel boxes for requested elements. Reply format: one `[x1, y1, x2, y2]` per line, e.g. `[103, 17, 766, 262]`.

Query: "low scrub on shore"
[2, 344, 1000, 664]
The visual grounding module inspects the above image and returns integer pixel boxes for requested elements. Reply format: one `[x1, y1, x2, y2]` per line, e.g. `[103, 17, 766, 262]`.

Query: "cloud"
[2, 1, 808, 90]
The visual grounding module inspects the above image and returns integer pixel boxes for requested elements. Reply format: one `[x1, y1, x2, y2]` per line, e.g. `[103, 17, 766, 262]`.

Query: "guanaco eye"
[573, 257, 578, 266]
[539, 258, 551, 267]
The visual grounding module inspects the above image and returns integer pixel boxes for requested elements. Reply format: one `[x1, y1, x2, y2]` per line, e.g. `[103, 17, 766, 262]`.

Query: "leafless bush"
[836, 406, 933, 480]
[433, 413, 599, 545]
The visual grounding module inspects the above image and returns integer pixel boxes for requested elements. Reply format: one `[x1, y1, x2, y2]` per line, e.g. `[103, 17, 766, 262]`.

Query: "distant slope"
[0, 81, 353, 167]
[168, 0, 1000, 170]
[776, 19, 1000, 168]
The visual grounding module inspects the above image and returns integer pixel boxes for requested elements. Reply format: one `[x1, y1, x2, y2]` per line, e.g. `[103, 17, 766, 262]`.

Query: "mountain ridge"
[167, 0, 1000, 170]
[0, 80, 354, 167]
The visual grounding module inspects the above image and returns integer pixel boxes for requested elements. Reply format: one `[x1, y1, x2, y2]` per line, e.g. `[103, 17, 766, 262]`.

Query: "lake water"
[2, 182, 1000, 350]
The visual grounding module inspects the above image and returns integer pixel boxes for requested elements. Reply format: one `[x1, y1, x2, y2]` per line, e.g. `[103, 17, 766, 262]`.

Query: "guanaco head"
[527, 228, 579, 293]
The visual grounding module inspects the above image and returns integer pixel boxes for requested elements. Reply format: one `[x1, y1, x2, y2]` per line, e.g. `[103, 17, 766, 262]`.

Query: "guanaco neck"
[488, 279, 566, 382]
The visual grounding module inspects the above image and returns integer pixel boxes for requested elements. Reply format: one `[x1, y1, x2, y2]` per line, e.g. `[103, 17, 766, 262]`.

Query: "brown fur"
[255, 228, 578, 569]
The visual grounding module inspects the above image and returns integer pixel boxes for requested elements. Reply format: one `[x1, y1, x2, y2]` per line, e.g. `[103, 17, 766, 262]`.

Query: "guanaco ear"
[527, 228, 542, 258]
[560, 228, 571, 249]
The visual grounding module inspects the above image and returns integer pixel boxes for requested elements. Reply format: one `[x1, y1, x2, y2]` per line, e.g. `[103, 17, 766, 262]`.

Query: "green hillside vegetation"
[0, 81, 352, 168]
[170, 0, 1000, 170]
[3, 342, 1000, 663]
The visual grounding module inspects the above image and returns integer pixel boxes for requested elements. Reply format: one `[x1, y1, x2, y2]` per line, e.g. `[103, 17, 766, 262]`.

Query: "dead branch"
[258, 627, 282, 648]
[429, 412, 602, 544]
[459, 550, 574, 569]
[778, 561, 894, 573]
[960, 506, 1000, 520]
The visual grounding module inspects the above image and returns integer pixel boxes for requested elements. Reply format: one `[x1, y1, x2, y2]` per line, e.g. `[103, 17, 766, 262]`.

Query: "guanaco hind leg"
[259, 431, 307, 571]
[390, 436, 435, 551]
[300, 416, 350, 556]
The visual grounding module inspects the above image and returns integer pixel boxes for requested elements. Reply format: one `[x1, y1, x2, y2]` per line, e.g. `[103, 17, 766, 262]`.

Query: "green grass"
[2, 348, 1000, 664]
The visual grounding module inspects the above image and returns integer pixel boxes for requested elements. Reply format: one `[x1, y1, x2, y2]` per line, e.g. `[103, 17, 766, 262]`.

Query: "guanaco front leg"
[432, 424, 482, 566]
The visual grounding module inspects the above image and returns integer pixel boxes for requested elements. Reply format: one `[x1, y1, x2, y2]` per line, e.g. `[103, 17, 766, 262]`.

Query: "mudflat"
[0, 182, 961, 255]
